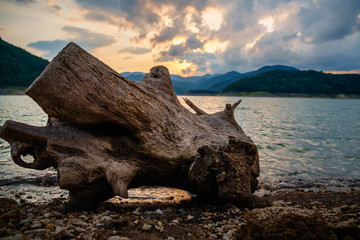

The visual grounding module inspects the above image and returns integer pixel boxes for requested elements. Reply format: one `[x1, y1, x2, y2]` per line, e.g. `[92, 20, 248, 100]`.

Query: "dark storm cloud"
[298, 0, 360, 43]
[28, 26, 116, 59]
[301, 34, 360, 71]
[151, 20, 186, 44]
[168, 44, 186, 57]
[223, 47, 249, 66]
[185, 36, 204, 49]
[156, 44, 186, 61]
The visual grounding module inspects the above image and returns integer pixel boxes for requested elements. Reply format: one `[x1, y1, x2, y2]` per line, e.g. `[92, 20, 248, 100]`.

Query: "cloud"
[298, 0, 360, 43]
[151, 20, 185, 44]
[68, 0, 360, 73]
[182, 67, 192, 75]
[7, 0, 35, 4]
[47, 4, 62, 16]
[185, 36, 204, 49]
[27, 26, 116, 59]
[28, 40, 68, 59]
[119, 47, 151, 55]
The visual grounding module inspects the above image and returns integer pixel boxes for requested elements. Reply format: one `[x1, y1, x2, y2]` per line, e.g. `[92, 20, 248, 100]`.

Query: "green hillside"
[0, 37, 49, 88]
[223, 70, 360, 95]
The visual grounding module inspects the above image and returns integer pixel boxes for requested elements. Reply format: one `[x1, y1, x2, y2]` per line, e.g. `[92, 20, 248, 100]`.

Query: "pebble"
[223, 234, 230, 240]
[133, 207, 142, 215]
[336, 219, 356, 229]
[333, 207, 341, 213]
[80, 215, 89, 221]
[67, 219, 88, 227]
[75, 227, 86, 233]
[100, 216, 112, 222]
[142, 223, 152, 231]
[108, 236, 129, 240]
[163, 207, 174, 213]
[30, 223, 42, 229]
[272, 200, 286, 206]
[177, 209, 187, 214]
[187, 215, 194, 220]
[155, 209, 164, 214]
[19, 218, 32, 225]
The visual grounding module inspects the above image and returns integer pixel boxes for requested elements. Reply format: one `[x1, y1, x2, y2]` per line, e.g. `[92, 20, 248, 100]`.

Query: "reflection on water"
[180, 96, 360, 183]
[1, 95, 360, 193]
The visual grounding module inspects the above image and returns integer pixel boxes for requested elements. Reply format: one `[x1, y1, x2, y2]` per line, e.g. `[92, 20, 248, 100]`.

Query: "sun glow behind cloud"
[172, 37, 186, 45]
[202, 8, 223, 31]
[259, 16, 274, 33]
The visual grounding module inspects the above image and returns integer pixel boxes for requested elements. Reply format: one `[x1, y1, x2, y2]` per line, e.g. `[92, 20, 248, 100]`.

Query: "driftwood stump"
[0, 43, 259, 211]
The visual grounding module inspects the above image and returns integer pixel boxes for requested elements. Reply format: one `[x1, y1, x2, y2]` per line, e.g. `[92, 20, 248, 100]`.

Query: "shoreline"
[1, 185, 359, 239]
[1, 88, 360, 99]
[185, 92, 360, 99]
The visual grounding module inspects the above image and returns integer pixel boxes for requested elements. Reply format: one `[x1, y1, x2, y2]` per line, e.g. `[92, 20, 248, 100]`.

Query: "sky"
[0, 0, 359, 76]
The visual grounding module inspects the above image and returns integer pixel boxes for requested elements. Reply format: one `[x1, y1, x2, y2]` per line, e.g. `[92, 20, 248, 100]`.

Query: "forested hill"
[223, 70, 360, 95]
[0, 37, 49, 88]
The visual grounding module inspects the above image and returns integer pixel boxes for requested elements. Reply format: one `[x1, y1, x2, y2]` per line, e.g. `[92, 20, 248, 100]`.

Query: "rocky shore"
[1, 187, 359, 240]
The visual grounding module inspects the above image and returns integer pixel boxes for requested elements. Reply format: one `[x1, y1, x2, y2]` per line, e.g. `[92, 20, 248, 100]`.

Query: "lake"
[1, 95, 359, 197]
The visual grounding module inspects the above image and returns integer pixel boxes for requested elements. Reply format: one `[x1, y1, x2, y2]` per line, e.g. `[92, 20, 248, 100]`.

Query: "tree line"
[223, 69, 360, 94]
[0, 37, 49, 88]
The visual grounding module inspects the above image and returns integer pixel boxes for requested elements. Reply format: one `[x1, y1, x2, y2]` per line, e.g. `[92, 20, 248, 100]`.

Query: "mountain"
[242, 65, 299, 78]
[121, 71, 215, 94]
[193, 71, 243, 91]
[0, 37, 49, 88]
[223, 69, 360, 94]
[120, 72, 145, 81]
[121, 65, 300, 94]
[206, 65, 299, 92]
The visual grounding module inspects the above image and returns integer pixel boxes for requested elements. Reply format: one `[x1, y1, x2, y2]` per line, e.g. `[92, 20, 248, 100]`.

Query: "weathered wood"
[0, 42, 259, 211]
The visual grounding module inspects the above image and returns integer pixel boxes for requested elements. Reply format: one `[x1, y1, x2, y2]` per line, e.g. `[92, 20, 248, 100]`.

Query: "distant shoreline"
[182, 92, 360, 99]
[218, 92, 360, 99]
[1, 88, 360, 99]
[0, 87, 26, 95]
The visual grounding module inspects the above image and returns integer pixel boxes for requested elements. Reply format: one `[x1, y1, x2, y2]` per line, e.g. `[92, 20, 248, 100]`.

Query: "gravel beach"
[1, 185, 359, 240]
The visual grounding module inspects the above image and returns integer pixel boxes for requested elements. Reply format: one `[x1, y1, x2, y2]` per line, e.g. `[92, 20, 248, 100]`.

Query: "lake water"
[1, 95, 360, 200]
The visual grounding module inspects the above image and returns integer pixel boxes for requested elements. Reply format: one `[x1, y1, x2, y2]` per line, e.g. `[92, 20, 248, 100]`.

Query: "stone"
[155, 209, 163, 215]
[0, 228, 11, 237]
[0, 198, 21, 227]
[19, 218, 32, 225]
[67, 219, 88, 227]
[142, 223, 152, 231]
[235, 206, 337, 240]
[334, 219, 360, 240]
[108, 236, 130, 240]
[272, 200, 286, 206]
[133, 207, 142, 215]
[30, 223, 42, 229]
[163, 207, 175, 214]
[52, 229, 75, 240]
